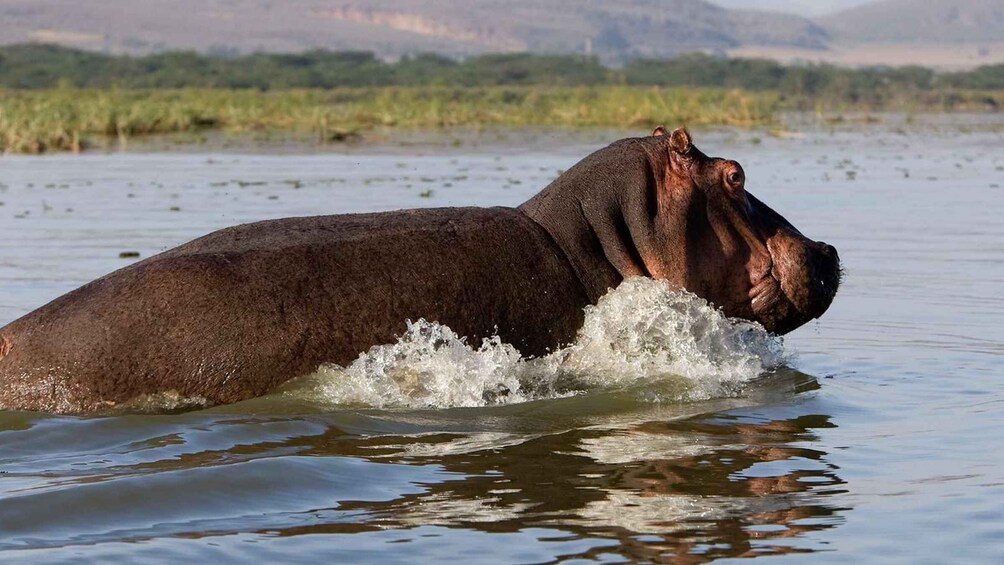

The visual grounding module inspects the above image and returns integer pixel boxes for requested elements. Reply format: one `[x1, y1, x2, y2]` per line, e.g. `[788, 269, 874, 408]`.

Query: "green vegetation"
[0, 44, 1000, 153]
[623, 56, 1003, 108]
[0, 45, 616, 89]
[0, 87, 777, 153]
[3, 44, 1001, 95]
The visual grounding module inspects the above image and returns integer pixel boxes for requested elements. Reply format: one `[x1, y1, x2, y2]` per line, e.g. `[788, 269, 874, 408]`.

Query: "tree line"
[1, 43, 1001, 99]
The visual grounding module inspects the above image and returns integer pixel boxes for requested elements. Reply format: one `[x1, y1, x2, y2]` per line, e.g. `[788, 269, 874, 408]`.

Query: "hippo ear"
[669, 128, 692, 155]
[652, 125, 668, 137]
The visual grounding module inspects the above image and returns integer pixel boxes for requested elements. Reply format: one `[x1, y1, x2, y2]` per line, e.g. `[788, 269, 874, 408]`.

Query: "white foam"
[561, 277, 785, 401]
[279, 278, 785, 409]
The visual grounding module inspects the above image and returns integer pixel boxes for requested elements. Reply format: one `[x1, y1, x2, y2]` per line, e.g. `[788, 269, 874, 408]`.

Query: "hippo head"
[647, 126, 840, 334]
[520, 127, 840, 334]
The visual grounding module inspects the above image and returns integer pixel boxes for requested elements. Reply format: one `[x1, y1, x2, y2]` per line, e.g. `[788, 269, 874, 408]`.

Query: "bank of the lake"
[0, 87, 776, 154]
[3, 86, 1001, 154]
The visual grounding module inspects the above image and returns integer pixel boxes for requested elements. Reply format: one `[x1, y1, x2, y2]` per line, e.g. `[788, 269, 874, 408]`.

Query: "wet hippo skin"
[0, 128, 839, 413]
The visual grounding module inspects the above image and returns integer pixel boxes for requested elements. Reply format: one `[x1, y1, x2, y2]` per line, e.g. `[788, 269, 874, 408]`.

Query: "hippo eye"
[727, 171, 744, 189]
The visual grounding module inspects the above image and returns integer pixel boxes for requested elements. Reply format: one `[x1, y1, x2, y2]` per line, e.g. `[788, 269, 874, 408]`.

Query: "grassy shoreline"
[1, 86, 1000, 154]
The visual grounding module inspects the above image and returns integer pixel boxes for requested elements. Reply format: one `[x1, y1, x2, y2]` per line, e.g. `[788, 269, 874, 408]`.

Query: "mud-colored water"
[0, 116, 1002, 563]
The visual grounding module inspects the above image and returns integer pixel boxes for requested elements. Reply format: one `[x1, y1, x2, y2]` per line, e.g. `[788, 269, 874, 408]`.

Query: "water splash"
[279, 278, 785, 409]
[285, 322, 533, 409]
[561, 277, 785, 401]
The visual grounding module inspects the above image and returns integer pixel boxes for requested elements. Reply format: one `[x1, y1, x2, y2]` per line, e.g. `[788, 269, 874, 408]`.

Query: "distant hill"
[820, 0, 1004, 43]
[0, 0, 828, 62]
[2, 0, 1002, 68]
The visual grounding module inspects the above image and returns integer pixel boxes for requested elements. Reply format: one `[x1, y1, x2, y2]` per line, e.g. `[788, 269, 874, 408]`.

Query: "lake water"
[0, 116, 1002, 563]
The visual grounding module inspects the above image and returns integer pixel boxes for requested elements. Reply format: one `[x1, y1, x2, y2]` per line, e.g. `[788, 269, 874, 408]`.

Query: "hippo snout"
[763, 230, 840, 333]
[810, 241, 841, 318]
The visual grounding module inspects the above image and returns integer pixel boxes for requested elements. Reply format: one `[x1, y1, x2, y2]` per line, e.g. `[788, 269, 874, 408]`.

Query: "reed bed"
[0, 87, 779, 154]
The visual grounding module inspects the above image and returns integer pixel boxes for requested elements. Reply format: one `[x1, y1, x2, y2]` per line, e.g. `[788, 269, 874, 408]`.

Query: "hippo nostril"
[816, 244, 842, 294]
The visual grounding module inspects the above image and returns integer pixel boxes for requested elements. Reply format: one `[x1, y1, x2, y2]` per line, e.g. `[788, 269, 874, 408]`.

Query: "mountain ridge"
[0, 0, 1000, 68]
[0, 0, 828, 62]
[820, 0, 1004, 43]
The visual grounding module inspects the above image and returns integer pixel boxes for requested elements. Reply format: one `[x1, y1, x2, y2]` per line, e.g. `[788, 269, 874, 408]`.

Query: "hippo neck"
[518, 138, 668, 302]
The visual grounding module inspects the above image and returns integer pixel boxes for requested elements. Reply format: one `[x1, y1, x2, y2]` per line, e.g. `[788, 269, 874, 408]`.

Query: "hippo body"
[0, 130, 840, 413]
[0, 208, 589, 412]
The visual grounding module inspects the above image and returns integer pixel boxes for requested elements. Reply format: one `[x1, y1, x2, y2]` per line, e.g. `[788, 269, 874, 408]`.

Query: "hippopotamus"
[0, 128, 839, 413]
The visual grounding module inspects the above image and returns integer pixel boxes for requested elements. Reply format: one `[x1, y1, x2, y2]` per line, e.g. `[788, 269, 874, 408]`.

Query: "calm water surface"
[0, 117, 1001, 563]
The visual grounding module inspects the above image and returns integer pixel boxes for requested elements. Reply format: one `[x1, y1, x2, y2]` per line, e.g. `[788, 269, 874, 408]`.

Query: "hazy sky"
[706, 0, 878, 17]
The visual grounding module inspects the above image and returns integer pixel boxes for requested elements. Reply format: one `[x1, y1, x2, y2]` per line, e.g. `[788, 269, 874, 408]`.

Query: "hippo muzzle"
[748, 194, 841, 334]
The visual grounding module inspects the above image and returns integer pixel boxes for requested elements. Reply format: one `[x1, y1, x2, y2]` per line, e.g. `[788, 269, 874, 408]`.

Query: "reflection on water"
[339, 415, 843, 561]
[0, 370, 846, 561]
